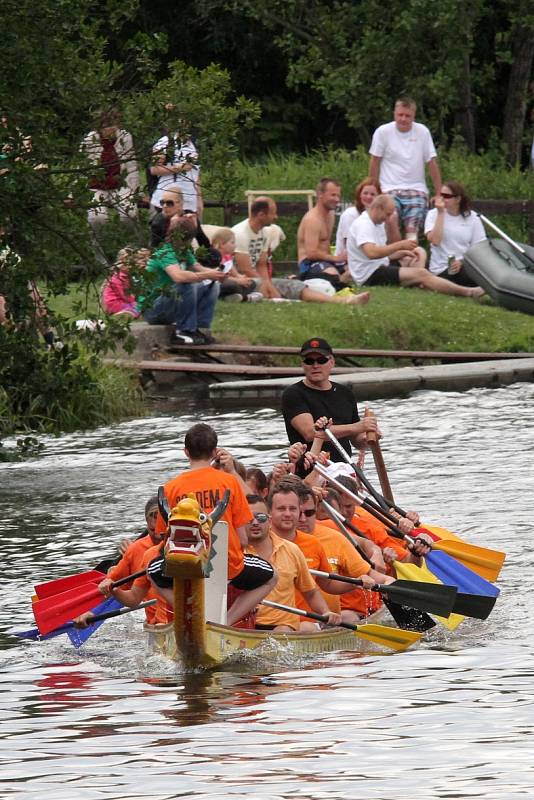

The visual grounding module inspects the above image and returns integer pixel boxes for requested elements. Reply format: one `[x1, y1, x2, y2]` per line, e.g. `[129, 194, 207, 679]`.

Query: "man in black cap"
[281, 337, 378, 462]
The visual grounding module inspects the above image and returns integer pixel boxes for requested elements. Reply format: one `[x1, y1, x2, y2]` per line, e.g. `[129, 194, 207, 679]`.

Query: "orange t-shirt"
[312, 522, 379, 615]
[130, 542, 173, 624]
[246, 532, 316, 629]
[351, 508, 408, 559]
[155, 466, 252, 579]
[107, 535, 165, 623]
[292, 529, 334, 612]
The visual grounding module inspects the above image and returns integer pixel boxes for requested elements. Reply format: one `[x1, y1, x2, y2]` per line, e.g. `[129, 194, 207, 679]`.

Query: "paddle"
[33, 568, 147, 635]
[14, 599, 156, 642]
[320, 500, 437, 632]
[323, 427, 506, 581]
[35, 570, 106, 600]
[392, 559, 497, 621]
[309, 568, 456, 618]
[261, 600, 422, 652]
[315, 463, 500, 599]
[363, 408, 395, 504]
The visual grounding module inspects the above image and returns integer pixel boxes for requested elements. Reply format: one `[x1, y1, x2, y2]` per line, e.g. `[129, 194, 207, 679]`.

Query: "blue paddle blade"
[66, 597, 122, 648]
[13, 623, 73, 641]
[426, 551, 499, 597]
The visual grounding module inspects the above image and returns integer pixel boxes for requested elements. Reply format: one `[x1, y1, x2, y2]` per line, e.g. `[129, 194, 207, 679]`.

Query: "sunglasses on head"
[440, 192, 456, 199]
[161, 200, 176, 207]
[300, 507, 316, 517]
[252, 511, 268, 523]
[302, 355, 329, 365]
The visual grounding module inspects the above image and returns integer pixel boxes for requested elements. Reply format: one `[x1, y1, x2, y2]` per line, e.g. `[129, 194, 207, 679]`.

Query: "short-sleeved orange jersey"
[292, 529, 334, 612]
[246, 532, 316, 629]
[129, 542, 173, 624]
[156, 466, 252, 579]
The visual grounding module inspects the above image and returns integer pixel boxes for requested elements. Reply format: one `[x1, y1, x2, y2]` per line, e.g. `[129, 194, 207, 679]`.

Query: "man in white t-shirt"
[369, 97, 441, 241]
[347, 195, 484, 298]
[232, 197, 281, 298]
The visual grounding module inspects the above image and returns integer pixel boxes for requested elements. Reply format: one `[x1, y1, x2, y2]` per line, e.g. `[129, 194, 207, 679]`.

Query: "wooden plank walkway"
[105, 359, 375, 377]
[162, 344, 534, 362]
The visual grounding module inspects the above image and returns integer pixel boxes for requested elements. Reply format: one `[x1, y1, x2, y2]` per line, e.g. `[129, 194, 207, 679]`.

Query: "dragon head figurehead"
[161, 489, 230, 579]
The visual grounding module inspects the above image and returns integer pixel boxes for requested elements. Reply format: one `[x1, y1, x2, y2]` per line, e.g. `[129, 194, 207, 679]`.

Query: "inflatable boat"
[464, 238, 534, 315]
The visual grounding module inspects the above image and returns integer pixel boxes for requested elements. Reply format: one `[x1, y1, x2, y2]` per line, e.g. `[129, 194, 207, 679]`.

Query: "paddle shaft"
[262, 600, 366, 632]
[363, 409, 395, 504]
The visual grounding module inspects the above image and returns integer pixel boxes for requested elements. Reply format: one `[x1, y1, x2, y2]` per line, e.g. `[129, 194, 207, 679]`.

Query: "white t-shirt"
[151, 136, 200, 211]
[369, 121, 437, 194]
[424, 209, 486, 274]
[232, 219, 267, 268]
[335, 206, 359, 255]
[347, 211, 389, 285]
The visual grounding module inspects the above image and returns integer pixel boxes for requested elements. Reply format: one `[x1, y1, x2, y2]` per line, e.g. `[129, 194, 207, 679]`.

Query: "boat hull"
[144, 607, 387, 666]
[464, 238, 534, 314]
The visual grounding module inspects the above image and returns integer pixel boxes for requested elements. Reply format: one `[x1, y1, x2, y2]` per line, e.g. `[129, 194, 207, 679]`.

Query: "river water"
[1, 384, 533, 800]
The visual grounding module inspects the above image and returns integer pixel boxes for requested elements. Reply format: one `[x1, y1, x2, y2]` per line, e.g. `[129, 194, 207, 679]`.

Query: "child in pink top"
[101, 247, 150, 316]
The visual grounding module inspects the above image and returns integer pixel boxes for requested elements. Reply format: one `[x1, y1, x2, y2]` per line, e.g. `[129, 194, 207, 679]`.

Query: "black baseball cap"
[299, 338, 333, 357]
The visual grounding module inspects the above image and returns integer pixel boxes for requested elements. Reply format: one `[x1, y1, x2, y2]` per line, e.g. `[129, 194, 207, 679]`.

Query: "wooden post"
[363, 408, 395, 505]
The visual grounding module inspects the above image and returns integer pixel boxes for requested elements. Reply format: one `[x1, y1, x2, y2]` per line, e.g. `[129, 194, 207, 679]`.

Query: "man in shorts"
[347, 195, 484, 297]
[368, 97, 442, 241]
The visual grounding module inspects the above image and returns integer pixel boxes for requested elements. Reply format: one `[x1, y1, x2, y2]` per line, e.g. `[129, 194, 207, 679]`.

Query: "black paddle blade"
[383, 599, 436, 632]
[453, 591, 497, 620]
[382, 580, 457, 619]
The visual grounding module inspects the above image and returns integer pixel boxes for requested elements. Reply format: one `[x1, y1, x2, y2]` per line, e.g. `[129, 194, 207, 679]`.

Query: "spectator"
[149, 116, 202, 218]
[101, 246, 151, 317]
[142, 215, 225, 345]
[368, 97, 441, 241]
[232, 197, 280, 298]
[347, 194, 484, 297]
[424, 181, 485, 286]
[297, 178, 352, 290]
[81, 108, 140, 231]
[335, 178, 381, 255]
[210, 227, 261, 303]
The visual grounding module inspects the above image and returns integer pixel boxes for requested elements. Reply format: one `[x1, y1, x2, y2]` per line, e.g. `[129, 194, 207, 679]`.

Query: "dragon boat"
[143, 491, 389, 668]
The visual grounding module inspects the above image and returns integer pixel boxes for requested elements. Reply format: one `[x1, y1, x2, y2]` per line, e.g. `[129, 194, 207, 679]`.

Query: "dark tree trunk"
[502, 4, 534, 166]
[454, 53, 476, 152]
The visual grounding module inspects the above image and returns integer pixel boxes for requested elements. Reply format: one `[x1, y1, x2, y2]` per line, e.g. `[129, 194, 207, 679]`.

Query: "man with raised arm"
[281, 337, 378, 463]
[368, 96, 441, 241]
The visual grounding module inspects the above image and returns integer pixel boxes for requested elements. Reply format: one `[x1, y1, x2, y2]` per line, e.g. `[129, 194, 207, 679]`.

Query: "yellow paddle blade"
[393, 560, 465, 631]
[352, 623, 422, 652]
[430, 539, 505, 582]
[421, 524, 464, 543]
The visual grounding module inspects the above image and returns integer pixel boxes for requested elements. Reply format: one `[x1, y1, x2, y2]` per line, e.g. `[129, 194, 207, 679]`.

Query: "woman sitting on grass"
[424, 180, 485, 287]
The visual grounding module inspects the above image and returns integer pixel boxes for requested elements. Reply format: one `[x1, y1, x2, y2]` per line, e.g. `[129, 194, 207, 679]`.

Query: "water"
[1, 384, 533, 799]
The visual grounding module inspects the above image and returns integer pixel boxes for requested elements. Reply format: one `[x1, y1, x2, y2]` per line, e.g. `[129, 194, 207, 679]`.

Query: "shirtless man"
[297, 178, 369, 301]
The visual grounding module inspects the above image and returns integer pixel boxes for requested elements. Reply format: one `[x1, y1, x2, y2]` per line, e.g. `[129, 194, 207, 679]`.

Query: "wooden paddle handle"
[363, 408, 395, 505]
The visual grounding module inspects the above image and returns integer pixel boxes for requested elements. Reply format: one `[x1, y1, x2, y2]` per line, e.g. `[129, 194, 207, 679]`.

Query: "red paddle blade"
[35, 570, 106, 600]
[33, 582, 103, 635]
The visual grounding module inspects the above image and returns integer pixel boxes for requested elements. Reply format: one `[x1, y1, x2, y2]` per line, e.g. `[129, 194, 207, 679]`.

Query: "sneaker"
[246, 291, 264, 303]
[196, 330, 217, 345]
[169, 330, 203, 345]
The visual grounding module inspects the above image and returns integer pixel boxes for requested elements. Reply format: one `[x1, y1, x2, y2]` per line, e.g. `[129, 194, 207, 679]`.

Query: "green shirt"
[139, 243, 197, 307]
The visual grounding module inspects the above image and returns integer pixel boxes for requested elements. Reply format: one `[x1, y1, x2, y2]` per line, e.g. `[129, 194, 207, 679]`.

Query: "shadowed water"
[1, 384, 533, 799]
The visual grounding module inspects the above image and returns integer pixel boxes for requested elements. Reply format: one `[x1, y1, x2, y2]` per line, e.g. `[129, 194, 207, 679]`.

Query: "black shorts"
[435, 268, 477, 288]
[230, 554, 274, 591]
[364, 262, 401, 286]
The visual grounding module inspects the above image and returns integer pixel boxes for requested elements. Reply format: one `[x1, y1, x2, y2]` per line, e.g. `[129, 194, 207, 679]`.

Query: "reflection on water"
[1, 384, 534, 798]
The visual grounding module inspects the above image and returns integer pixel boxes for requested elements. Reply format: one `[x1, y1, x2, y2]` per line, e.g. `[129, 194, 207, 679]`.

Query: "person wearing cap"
[281, 337, 378, 462]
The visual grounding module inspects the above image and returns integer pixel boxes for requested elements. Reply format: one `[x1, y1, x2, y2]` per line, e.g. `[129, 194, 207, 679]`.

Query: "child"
[211, 227, 262, 303]
[101, 246, 150, 317]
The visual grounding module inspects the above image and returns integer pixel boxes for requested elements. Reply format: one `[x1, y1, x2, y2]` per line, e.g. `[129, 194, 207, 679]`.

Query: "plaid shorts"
[387, 190, 428, 233]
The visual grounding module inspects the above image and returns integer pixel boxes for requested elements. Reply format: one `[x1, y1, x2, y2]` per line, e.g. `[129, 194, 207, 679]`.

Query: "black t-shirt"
[281, 380, 360, 461]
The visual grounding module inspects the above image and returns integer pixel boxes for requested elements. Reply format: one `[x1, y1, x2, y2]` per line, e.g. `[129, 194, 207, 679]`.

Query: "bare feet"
[334, 291, 371, 305]
[469, 287, 486, 299]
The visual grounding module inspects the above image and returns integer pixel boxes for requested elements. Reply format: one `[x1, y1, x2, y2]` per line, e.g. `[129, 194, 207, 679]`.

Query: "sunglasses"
[300, 508, 317, 517]
[440, 192, 456, 199]
[252, 512, 268, 523]
[161, 200, 176, 207]
[302, 355, 329, 365]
